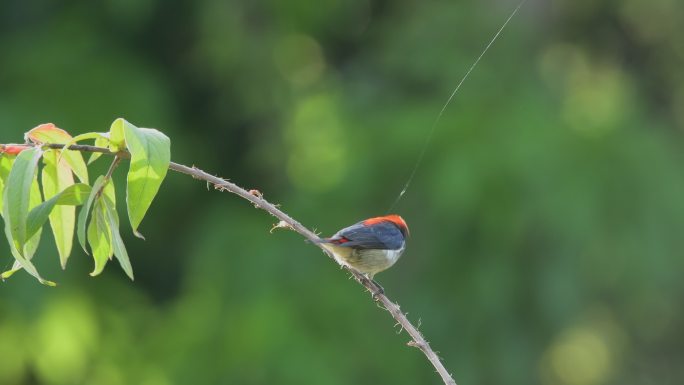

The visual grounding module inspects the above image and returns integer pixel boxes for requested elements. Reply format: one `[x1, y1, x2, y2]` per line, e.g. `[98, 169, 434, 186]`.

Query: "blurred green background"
[2, 0, 684, 384]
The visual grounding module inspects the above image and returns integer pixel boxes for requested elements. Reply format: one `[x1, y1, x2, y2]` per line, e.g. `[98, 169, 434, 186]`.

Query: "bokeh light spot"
[30, 295, 98, 385]
[286, 93, 347, 192]
[539, 44, 633, 138]
[0, 318, 27, 384]
[274, 34, 326, 87]
[542, 326, 613, 385]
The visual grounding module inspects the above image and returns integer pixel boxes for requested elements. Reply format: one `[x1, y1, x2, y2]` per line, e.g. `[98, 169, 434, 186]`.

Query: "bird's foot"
[367, 276, 385, 300]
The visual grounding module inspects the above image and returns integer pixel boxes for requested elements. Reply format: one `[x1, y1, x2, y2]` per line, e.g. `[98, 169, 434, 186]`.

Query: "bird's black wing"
[333, 221, 404, 250]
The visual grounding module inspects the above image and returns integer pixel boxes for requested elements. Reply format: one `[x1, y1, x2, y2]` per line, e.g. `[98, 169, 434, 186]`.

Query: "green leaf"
[109, 118, 126, 152]
[102, 176, 116, 205]
[24, 177, 43, 259]
[119, 119, 170, 238]
[102, 194, 134, 280]
[52, 184, 92, 206]
[1, 261, 21, 280]
[27, 183, 91, 242]
[42, 150, 76, 268]
[2, 178, 47, 282]
[61, 150, 89, 184]
[4, 147, 42, 250]
[77, 176, 106, 254]
[1, 148, 53, 285]
[88, 136, 110, 165]
[1, 225, 26, 280]
[88, 199, 112, 277]
[0, 155, 15, 215]
[0, 258, 52, 282]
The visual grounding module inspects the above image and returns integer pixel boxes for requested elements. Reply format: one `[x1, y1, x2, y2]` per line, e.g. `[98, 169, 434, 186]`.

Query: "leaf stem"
[96, 155, 121, 198]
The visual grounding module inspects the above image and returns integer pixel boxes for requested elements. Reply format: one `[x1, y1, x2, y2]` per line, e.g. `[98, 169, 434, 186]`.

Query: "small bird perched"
[317, 215, 409, 280]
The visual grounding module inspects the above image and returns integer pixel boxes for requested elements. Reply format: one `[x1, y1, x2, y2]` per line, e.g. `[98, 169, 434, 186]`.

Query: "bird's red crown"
[363, 214, 410, 236]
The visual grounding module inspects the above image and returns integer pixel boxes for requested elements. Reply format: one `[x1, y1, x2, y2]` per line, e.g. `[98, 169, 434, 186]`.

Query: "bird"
[317, 215, 409, 280]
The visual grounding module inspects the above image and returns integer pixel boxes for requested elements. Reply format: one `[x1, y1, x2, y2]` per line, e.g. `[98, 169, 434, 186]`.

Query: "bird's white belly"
[382, 247, 404, 265]
[322, 244, 405, 277]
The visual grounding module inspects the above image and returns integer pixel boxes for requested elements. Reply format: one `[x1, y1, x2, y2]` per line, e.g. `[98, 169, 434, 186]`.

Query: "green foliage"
[1, 119, 170, 283]
[5, 148, 42, 250]
[89, 136, 110, 165]
[42, 150, 77, 267]
[87, 198, 111, 277]
[77, 175, 107, 255]
[26, 183, 91, 242]
[2, 148, 48, 283]
[110, 118, 171, 238]
[102, 191, 134, 280]
[0, 156, 14, 223]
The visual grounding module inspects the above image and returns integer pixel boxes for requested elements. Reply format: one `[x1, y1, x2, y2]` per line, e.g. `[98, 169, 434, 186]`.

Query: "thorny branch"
[40, 142, 457, 385]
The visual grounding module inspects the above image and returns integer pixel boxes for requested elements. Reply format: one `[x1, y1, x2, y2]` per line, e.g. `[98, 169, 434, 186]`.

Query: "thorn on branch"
[407, 341, 423, 349]
[248, 189, 263, 199]
[394, 321, 405, 334]
[247, 189, 263, 208]
[270, 220, 293, 233]
[188, 166, 203, 180]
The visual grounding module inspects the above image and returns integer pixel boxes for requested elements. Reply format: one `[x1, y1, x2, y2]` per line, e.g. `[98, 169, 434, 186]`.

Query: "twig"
[95, 155, 122, 198]
[104, 155, 122, 180]
[45, 142, 457, 385]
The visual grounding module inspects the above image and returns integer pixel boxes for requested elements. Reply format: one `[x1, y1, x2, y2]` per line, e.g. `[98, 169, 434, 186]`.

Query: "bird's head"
[363, 214, 410, 238]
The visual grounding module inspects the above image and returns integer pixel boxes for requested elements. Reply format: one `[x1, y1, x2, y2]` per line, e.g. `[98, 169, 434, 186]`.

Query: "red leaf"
[26, 123, 71, 144]
[1, 145, 31, 154]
